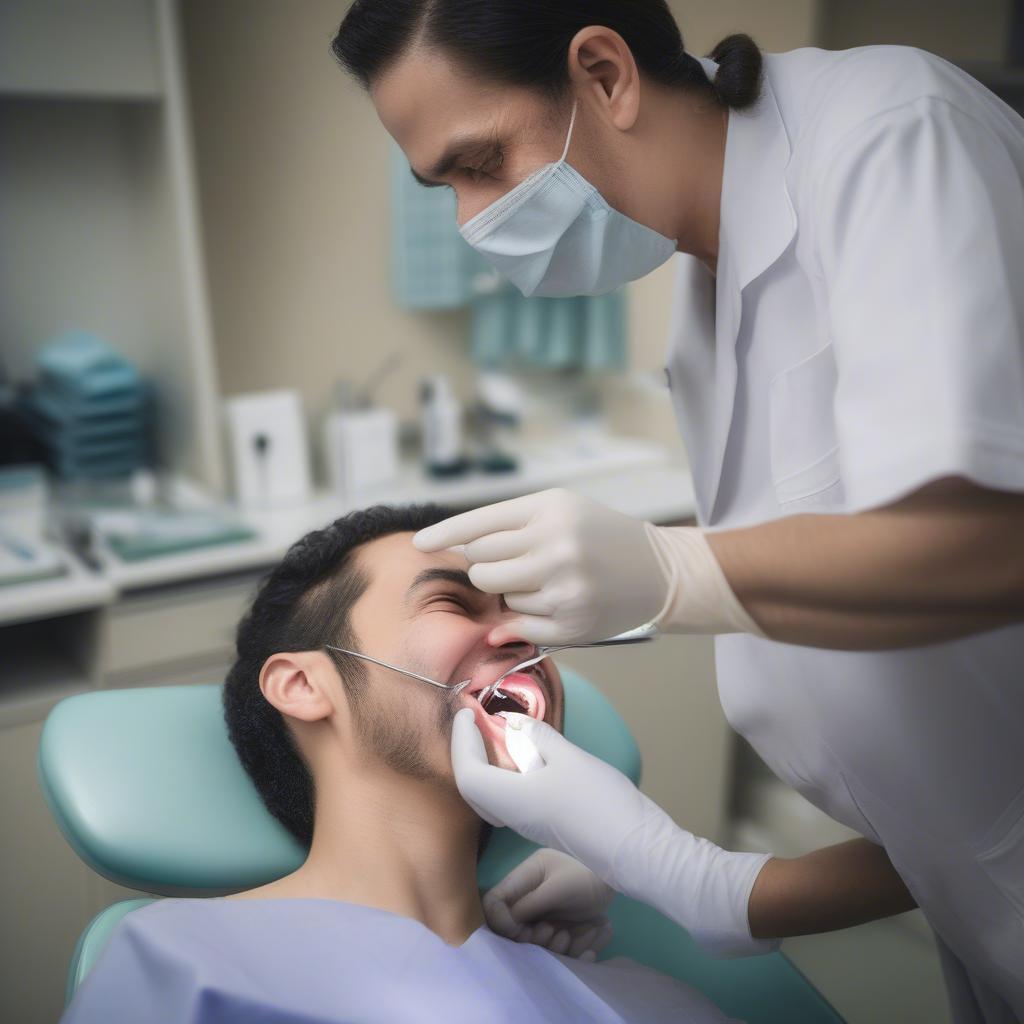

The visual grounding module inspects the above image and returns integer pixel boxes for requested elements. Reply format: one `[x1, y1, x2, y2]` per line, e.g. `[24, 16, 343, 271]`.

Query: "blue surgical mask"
[459, 101, 678, 297]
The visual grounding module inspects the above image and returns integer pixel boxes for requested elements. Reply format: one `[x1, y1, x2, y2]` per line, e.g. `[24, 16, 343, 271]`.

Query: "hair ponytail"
[708, 33, 762, 109]
[334, 1, 762, 111]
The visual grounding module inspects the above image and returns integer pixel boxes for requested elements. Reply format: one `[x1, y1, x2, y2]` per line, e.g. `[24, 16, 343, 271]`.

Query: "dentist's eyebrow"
[404, 567, 480, 604]
[410, 134, 503, 187]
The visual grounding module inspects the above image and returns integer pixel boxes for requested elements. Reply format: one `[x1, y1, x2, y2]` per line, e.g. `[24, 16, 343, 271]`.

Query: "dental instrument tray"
[89, 507, 257, 563]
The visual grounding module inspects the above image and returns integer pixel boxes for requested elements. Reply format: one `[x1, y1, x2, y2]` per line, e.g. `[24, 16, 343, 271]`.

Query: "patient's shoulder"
[555, 953, 741, 1023]
[111, 896, 299, 958]
[118, 896, 241, 936]
[63, 900, 242, 1023]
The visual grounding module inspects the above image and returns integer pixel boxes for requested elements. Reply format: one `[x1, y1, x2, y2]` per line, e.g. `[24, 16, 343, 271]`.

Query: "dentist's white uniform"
[665, 47, 1024, 1022]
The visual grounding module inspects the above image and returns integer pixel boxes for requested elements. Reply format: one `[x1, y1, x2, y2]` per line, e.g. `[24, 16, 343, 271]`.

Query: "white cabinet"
[0, 0, 162, 98]
[0, 0, 224, 490]
[98, 574, 253, 682]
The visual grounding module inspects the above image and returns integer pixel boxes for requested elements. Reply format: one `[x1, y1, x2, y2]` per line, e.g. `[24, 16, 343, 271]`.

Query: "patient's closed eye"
[428, 593, 474, 611]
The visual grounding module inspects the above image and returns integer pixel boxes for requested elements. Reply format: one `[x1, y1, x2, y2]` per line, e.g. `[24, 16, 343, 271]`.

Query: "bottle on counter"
[420, 374, 468, 478]
[324, 357, 401, 497]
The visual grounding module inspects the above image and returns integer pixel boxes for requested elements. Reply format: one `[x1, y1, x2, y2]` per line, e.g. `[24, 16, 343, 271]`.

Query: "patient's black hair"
[223, 503, 457, 848]
[331, 0, 761, 110]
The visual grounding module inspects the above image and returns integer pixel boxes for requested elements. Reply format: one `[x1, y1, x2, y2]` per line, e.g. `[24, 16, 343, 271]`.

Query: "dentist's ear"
[567, 25, 640, 132]
[260, 651, 335, 723]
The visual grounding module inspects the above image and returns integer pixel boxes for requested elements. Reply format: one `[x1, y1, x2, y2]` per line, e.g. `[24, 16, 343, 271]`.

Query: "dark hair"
[332, 0, 761, 111]
[223, 503, 456, 848]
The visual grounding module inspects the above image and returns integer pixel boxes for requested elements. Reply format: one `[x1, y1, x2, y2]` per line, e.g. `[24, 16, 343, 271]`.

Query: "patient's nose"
[488, 636, 536, 664]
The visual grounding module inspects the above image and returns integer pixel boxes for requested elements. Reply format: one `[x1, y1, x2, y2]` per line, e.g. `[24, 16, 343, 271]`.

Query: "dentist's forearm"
[704, 477, 1024, 649]
[747, 839, 916, 939]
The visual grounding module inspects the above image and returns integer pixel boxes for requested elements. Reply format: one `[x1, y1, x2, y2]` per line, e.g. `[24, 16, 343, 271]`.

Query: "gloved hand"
[412, 488, 762, 646]
[453, 709, 777, 957]
[413, 488, 664, 645]
[483, 849, 614, 962]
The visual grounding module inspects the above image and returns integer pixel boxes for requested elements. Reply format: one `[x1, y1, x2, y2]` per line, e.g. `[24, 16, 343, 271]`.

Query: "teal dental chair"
[39, 669, 843, 1023]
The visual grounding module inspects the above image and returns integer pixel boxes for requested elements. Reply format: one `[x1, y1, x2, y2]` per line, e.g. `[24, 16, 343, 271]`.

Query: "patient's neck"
[279, 765, 484, 946]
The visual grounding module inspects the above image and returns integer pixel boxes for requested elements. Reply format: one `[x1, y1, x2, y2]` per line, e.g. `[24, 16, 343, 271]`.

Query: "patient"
[63, 504, 739, 1023]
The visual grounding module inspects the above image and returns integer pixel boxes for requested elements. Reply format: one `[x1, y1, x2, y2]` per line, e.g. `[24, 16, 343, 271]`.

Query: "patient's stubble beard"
[354, 660, 493, 857]
[358, 670, 462, 785]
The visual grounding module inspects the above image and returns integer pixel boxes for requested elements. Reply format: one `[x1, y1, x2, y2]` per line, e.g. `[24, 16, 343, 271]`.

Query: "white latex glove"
[484, 849, 615, 961]
[413, 488, 665, 645]
[412, 488, 762, 646]
[453, 709, 777, 958]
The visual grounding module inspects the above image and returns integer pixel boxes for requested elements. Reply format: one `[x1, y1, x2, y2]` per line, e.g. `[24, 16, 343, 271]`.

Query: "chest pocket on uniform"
[769, 343, 842, 509]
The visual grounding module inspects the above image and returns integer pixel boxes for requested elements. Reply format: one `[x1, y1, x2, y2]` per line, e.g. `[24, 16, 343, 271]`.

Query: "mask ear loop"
[558, 100, 578, 165]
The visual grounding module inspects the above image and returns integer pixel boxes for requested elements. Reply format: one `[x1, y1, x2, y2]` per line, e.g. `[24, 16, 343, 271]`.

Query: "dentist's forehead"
[371, 47, 503, 142]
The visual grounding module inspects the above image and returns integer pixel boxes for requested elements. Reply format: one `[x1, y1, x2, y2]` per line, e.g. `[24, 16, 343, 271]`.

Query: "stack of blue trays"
[22, 331, 153, 479]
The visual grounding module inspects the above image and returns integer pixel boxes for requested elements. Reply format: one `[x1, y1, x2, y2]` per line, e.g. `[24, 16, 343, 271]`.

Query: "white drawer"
[99, 577, 255, 678]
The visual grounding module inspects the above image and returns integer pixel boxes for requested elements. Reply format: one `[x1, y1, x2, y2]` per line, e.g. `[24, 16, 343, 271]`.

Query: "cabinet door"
[98, 578, 252, 683]
[0, 719, 95, 1024]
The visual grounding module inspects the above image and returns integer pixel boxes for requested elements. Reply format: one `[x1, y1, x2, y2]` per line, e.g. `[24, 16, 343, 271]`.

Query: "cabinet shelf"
[0, 0, 224, 492]
[0, 0, 163, 101]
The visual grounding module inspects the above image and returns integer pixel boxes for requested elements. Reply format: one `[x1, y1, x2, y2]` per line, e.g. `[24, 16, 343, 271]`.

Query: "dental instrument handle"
[589, 620, 660, 644]
[325, 645, 470, 693]
[477, 624, 659, 706]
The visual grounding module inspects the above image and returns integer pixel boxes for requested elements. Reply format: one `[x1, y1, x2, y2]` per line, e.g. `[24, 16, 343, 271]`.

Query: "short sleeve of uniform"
[814, 95, 1024, 510]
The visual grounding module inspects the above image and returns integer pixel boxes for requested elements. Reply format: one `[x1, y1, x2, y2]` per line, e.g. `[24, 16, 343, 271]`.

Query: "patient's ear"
[260, 652, 334, 723]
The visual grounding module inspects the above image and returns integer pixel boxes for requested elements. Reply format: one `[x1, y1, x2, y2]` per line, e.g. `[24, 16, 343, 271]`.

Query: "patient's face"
[338, 532, 564, 783]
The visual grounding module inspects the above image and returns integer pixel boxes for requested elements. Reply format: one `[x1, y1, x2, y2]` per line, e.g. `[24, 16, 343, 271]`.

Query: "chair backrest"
[38, 669, 640, 895]
[45, 674, 844, 1024]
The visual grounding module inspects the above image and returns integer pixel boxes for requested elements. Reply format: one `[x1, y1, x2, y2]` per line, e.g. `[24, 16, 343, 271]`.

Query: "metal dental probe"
[474, 620, 659, 710]
[325, 646, 472, 695]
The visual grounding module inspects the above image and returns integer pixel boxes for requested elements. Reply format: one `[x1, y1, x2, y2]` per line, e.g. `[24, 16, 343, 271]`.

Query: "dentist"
[331, 2, 1024, 1020]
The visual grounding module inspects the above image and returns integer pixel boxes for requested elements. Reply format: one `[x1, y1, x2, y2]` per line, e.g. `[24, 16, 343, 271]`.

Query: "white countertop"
[0, 549, 115, 627]
[2, 437, 695, 624]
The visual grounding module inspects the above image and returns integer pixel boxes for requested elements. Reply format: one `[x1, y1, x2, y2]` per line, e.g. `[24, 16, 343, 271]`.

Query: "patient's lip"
[489, 673, 545, 719]
[466, 656, 547, 700]
[464, 670, 545, 725]
[458, 663, 547, 771]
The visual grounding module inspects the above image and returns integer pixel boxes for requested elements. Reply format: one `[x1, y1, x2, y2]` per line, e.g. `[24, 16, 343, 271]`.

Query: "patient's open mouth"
[467, 668, 546, 723]
[461, 665, 548, 769]
[481, 688, 529, 716]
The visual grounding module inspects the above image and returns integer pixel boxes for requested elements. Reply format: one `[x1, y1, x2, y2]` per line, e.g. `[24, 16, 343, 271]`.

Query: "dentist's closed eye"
[462, 148, 504, 185]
